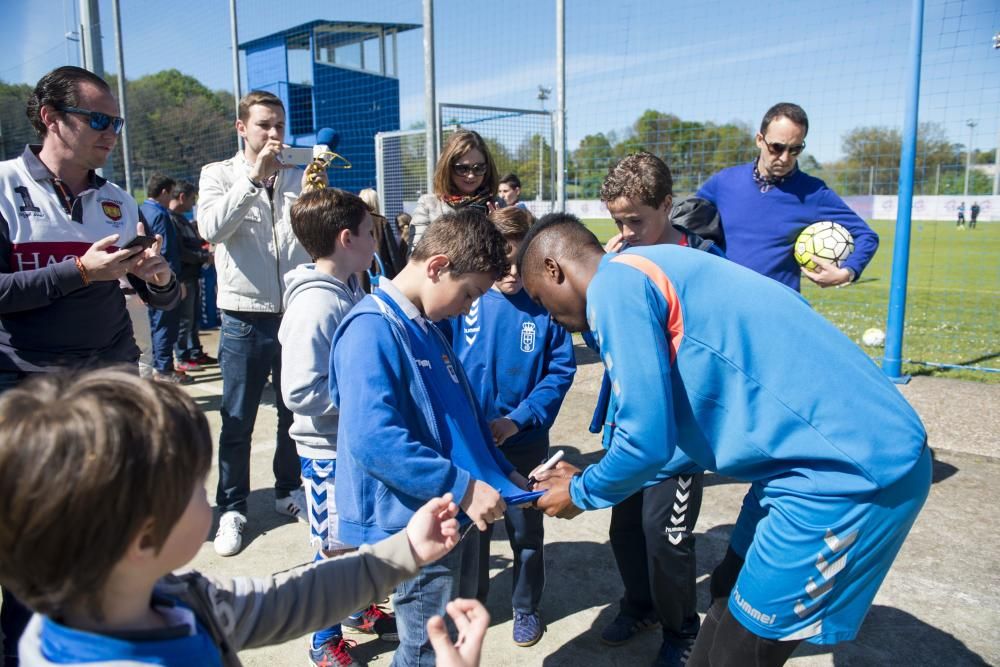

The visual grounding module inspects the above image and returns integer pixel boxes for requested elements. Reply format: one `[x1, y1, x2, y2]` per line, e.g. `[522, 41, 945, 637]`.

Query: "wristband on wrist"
[74, 257, 90, 286]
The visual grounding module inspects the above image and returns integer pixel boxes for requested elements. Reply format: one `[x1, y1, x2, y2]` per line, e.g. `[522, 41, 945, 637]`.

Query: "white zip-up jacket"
[198, 153, 309, 313]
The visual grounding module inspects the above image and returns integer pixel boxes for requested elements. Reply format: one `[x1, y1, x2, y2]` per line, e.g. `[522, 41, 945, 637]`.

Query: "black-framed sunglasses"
[59, 106, 125, 135]
[761, 137, 805, 157]
[452, 162, 487, 177]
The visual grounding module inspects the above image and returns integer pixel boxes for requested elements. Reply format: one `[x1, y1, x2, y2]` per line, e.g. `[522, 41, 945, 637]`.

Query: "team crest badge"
[520, 322, 536, 353]
[101, 201, 123, 221]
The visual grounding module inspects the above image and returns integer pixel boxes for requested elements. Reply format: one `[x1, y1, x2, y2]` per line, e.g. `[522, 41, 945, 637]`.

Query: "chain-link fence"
[2, 0, 997, 377]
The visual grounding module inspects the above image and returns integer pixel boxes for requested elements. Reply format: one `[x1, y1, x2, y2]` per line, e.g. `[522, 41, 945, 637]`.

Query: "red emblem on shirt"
[101, 201, 123, 221]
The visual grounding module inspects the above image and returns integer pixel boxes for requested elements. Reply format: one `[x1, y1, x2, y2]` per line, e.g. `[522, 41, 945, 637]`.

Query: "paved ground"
[183, 331, 998, 666]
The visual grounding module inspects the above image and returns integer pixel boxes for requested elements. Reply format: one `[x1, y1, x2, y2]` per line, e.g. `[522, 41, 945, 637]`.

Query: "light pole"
[963, 119, 977, 196]
[537, 85, 551, 201]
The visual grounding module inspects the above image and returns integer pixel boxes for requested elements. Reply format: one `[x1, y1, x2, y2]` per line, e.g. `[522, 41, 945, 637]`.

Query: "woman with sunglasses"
[410, 130, 500, 245]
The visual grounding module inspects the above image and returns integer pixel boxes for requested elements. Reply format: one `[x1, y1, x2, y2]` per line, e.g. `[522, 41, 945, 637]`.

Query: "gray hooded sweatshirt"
[278, 263, 365, 459]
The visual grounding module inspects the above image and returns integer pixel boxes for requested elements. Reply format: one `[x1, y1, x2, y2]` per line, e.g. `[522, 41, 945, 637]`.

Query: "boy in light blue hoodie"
[278, 187, 394, 667]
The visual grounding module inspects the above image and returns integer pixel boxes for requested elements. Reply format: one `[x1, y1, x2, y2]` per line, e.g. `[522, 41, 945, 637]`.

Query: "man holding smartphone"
[198, 90, 324, 557]
[0, 65, 179, 664]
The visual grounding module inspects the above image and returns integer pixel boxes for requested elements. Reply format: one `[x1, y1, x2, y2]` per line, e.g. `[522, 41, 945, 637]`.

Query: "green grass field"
[582, 218, 1000, 383]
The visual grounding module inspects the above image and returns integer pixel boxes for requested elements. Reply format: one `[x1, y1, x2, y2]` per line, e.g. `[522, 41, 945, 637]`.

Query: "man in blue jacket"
[520, 215, 930, 666]
[140, 173, 188, 384]
[696, 102, 878, 292]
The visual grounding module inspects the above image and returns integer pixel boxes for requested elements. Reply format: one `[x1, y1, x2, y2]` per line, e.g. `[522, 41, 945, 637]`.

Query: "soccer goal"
[376, 102, 556, 232]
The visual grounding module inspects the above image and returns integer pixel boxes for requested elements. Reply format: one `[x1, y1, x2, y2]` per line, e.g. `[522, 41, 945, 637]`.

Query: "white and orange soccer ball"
[794, 221, 855, 271]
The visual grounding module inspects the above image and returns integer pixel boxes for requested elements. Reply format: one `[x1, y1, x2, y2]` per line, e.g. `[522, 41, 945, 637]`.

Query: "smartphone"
[279, 146, 315, 167]
[123, 235, 156, 250]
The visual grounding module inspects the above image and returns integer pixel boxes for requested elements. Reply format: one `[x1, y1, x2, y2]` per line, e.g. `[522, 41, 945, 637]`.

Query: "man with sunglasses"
[0, 65, 178, 664]
[697, 102, 878, 292]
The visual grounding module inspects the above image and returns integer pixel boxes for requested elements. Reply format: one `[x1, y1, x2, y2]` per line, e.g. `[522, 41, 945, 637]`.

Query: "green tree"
[0, 80, 39, 160]
[123, 69, 235, 183]
[516, 133, 554, 200]
[832, 122, 958, 195]
[571, 133, 613, 198]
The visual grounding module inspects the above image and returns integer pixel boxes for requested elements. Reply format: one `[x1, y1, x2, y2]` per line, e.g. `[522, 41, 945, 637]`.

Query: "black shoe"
[600, 612, 660, 646]
[651, 637, 695, 667]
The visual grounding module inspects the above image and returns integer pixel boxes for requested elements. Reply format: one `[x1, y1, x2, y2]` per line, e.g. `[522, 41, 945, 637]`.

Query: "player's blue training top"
[330, 279, 515, 546]
[570, 245, 926, 511]
[444, 286, 576, 449]
[696, 162, 878, 291]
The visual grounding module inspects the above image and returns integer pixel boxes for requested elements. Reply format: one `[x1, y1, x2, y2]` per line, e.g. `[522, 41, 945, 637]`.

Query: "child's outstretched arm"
[405, 492, 461, 565]
[201, 496, 461, 652]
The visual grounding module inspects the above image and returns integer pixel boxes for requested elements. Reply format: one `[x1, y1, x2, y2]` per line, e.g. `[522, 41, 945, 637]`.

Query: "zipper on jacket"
[269, 183, 282, 312]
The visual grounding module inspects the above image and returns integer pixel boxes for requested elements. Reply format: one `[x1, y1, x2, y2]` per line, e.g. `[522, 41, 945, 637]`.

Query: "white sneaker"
[213, 511, 246, 557]
[275, 487, 307, 522]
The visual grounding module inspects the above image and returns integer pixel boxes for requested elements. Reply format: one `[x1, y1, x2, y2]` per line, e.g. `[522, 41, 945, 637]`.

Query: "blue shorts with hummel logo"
[727, 445, 931, 644]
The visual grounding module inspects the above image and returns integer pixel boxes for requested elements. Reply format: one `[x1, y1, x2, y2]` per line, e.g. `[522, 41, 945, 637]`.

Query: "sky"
[1, 0, 998, 164]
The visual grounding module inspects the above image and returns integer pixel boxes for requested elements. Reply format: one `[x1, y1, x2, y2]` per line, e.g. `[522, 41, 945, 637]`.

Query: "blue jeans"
[215, 311, 300, 514]
[392, 530, 480, 667]
[174, 279, 203, 361]
[477, 434, 548, 614]
[148, 304, 181, 373]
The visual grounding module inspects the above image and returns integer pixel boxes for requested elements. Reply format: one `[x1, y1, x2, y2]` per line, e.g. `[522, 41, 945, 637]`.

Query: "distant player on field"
[521, 215, 930, 667]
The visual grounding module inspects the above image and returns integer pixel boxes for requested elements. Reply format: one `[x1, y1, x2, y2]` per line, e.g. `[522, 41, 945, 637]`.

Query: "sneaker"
[193, 352, 218, 365]
[652, 637, 695, 667]
[275, 487, 307, 522]
[213, 511, 246, 557]
[600, 612, 660, 646]
[176, 360, 202, 372]
[309, 636, 365, 666]
[512, 611, 543, 647]
[152, 370, 193, 385]
[342, 604, 399, 641]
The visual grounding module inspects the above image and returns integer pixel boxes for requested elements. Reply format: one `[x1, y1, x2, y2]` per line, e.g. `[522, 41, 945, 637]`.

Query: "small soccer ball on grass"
[862, 327, 885, 347]
[794, 221, 854, 271]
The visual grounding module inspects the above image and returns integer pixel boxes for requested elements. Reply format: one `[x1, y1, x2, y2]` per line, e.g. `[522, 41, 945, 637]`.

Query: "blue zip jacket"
[330, 281, 515, 545]
[140, 199, 182, 276]
[443, 287, 576, 449]
[696, 162, 878, 291]
[571, 245, 926, 511]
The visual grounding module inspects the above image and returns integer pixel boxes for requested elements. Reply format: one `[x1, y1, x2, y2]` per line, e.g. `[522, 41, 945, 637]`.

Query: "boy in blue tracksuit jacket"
[520, 215, 930, 667]
[442, 207, 576, 648]
[330, 209, 530, 667]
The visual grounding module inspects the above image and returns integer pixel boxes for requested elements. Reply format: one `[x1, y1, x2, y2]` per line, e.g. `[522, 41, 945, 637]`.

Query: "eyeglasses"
[59, 106, 125, 135]
[761, 137, 805, 157]
[452, 162, 487, 177]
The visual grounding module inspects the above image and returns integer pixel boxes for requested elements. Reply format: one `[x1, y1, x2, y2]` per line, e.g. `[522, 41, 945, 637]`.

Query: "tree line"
[2, 70, 994, 198]
[1, 69, 235, 195]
